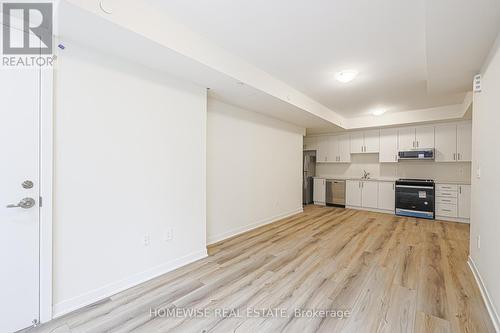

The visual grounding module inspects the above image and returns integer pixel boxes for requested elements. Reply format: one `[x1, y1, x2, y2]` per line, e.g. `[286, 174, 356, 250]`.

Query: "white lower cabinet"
[313, 178, 326, 204]
[346, 180, 362, 207]
[361, 181, 378, 209]
[378, 182, 395, 211]
[435, 183, 471, 222]
[458, 184, 471, 219]
[346, 180, 379, 209]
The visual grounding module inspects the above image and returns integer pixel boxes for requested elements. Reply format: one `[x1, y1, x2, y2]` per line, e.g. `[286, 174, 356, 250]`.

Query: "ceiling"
[145, 0, 500, 118]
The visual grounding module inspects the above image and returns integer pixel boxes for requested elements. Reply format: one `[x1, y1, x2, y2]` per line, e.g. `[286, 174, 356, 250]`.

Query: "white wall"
[207, 99, 304, 244]
[316, 154, 471, 183]
[53, 43, 207, 316]
[470, 35, 500, 329]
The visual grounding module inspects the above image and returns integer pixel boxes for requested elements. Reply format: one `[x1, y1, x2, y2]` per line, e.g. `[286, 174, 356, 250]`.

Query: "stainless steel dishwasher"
[326, 179, 346, 207]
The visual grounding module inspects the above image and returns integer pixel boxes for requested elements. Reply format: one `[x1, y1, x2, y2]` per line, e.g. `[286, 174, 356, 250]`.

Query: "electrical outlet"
[477, 235, 481, 249]
[143, 235, 150, 246]
[165, 228, 173, 242]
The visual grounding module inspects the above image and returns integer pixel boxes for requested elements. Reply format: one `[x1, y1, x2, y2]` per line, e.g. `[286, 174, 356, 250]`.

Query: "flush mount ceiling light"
[335, 70, 358, 83]
[372, 108, 386, 116]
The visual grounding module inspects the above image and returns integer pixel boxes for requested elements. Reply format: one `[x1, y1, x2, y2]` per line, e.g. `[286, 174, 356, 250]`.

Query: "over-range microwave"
[398, 148, 434, 161]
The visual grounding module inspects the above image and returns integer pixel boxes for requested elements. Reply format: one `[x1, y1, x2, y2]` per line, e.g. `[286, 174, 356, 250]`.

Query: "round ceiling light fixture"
[372, 108, 386, 116]
[335, 70, 358, 83]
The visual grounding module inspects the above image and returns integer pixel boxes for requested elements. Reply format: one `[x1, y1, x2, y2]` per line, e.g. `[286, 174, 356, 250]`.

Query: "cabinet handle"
[458, 153, 461, 160]
[453, 153, 456, 160]
[459, 186, 461, 194]
[413, 141, 415, 148]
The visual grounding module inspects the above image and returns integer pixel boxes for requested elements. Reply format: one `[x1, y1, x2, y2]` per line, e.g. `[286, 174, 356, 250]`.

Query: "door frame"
[39, 65, 54, 323]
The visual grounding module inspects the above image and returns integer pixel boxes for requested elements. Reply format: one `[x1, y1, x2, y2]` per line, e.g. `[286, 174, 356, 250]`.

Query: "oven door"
[395, 185, 435, 219]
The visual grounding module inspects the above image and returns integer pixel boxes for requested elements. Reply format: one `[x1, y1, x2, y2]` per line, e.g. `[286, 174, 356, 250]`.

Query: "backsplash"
[315, 154, 471, 182]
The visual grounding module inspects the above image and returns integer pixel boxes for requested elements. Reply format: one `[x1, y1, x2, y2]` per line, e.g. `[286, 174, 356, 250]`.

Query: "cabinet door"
[303, 136, 317, 151]
[337, 134, 351, 163]
[457, 122, 472, 162]
[415, 125, 435, 149]
[316, 136, 328, 163]
[458, 185, 471, 219]
[378, 182, 395, 211]
[328, 135, 340, 162]
[346, 180, 362, 207]
[361, 181, 378, 209]
[313, 178, 326, 204]
[364, 129, 380, 153]
[350, 132, 364, 154]
[435, 123, 457, 162]
[398, 127, 415, 151]
[379, 128, 398, 162]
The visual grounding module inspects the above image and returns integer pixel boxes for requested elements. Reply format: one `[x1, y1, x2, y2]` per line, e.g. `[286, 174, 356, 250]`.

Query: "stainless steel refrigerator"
[303, 150, 316, 204]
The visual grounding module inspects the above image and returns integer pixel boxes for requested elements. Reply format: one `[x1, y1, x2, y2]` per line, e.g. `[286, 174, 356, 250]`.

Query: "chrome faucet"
[362, 170, 370, 179]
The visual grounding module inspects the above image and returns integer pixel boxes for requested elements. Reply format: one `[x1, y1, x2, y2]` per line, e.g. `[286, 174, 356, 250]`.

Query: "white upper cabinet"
[303, 136, 317, 151]
[398, 125, 435, 150]
[398, 127, 416, 151]
[379, 128, 398, 163]
[364, 129, 380, 153]
[317, 136, 329, 163]
[415, 125, 435, 149]
[350, 130, 379, 153]
[434, 121, 472, 162]
[337, 134, 351, 163]
[317, 135, 351, 163]
[435, 123, 457, 162]
[350, 132, 364, 154]
[457, 122, 472, 162]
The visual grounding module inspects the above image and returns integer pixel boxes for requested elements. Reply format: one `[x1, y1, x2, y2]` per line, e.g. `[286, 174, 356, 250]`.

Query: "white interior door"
[0, 26, 41, 332]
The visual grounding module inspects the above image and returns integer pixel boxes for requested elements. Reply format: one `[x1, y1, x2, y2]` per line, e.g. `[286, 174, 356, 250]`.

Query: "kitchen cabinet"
[313, 178, 326, 205]
[361, 181, 378, 209]
[435, 123, 457, 162]
[317, 136, 329, 163]
[434, 121, 472, 162]
[435, 183, 470, 222]
[346, 180, 378, 208]
[415, 125, 435, 149]
[457, 122, 472, 162]
[336, 134, 351, 163]
[346, 180, 362, 207]
[378, 182, 395, 211]
[317, 135, 350, 163]
[303, 136, 317, 151]
[379, 128, 398, 163]
[350, 130, 379, 153]
[398, 125, 435, 150]
[350, 132, 364, 154]
[458, 184, 471, 219]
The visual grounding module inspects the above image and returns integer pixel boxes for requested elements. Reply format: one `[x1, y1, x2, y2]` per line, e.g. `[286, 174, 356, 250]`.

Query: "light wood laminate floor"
[28, 206, 495, 333]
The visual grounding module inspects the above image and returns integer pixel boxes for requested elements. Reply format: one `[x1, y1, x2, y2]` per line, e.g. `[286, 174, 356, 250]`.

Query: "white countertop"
[313, 176, 471, 185]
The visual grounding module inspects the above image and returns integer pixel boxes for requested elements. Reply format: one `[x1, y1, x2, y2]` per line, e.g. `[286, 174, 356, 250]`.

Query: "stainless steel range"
[395, 178, 435, 219]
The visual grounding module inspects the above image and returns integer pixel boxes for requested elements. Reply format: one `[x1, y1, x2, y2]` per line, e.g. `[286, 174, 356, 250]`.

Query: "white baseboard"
[468, 256, 500, 332]
[52, 249, 207, 318]
[346, 206, 394, 215]
[436, 215, 470, 224]
[207, 207, 304, 245]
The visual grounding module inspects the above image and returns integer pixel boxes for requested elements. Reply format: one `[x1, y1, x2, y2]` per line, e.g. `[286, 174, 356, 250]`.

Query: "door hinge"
[39, 196, 43, 207]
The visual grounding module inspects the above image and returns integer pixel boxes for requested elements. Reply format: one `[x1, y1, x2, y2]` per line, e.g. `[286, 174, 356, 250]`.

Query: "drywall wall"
[469, 34, 500, 329]
[207, 99, 304, 244]
[316, 154, 471, 183]
[53, 42, 207, 316]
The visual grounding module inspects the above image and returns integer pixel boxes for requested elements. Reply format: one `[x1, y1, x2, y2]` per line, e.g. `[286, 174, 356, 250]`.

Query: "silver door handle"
[6, 197, 35, 209]
[458, 153, 461, 160]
